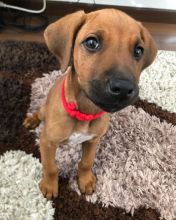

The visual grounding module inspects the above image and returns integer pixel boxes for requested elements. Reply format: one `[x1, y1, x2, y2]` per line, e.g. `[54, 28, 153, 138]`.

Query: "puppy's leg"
[78, 138, 100, 195]
[23, 105, 46, 129]
[39, 128, 59, 200]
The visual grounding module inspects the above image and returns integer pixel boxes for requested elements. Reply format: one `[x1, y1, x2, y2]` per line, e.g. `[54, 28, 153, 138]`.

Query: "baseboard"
[45, 1, 176, 24]
[2, 1, 176, 24]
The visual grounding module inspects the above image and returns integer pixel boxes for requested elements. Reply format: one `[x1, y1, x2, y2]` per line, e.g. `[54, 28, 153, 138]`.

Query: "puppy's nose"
[108, 79, 135, 97]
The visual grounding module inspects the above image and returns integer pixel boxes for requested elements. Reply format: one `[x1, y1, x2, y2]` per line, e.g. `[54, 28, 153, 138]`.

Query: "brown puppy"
[24, 9, 157, 199]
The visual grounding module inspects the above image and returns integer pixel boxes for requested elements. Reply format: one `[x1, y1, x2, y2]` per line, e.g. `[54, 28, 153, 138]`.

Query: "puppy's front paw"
[39, 178, 58, 200]
[78, 171, 96, 195]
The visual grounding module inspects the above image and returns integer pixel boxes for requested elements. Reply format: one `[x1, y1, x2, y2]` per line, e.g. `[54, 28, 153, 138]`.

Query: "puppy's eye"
[83, 37, 100, 52]
[134, 46, 144, 60]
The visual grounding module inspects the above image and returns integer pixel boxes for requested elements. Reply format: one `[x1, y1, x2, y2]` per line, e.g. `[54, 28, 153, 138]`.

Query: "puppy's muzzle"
[88, 72, 139, 113]
[107, 78, 136, 98]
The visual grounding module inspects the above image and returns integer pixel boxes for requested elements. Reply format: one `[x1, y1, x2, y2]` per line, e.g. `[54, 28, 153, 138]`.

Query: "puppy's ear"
[139, 22, 157, 69]
[44, 11, 86, 72]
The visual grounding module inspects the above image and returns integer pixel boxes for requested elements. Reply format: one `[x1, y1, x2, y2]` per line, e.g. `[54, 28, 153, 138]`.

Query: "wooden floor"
[0, 22, 176, 51]
[144, 22, 176, 51]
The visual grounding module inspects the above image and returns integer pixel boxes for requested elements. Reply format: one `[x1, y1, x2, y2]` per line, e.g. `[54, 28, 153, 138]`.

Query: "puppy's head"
[44, 9, 157, 112]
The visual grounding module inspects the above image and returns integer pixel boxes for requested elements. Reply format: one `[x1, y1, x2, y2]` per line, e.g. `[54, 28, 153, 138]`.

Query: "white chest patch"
[67, 132, 95, 145]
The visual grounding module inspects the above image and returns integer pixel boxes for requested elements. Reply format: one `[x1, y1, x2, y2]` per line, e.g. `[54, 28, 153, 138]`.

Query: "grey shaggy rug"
[29, 50, 176, 220]
[0, 49, 176, 220]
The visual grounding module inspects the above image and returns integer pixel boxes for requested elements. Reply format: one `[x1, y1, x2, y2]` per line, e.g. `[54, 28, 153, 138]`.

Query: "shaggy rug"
[0, 41, 176, 220]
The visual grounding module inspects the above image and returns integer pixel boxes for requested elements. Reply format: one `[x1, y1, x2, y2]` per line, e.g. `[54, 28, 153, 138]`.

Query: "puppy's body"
[37, 72, 109, 145]
[24, 9, 157, 199]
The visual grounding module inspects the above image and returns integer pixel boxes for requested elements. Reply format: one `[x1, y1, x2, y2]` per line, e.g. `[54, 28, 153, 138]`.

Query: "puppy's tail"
[23, 105, 45, 129]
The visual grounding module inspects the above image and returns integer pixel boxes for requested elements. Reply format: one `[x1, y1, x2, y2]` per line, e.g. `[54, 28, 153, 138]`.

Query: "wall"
[49, 0, 176, 10]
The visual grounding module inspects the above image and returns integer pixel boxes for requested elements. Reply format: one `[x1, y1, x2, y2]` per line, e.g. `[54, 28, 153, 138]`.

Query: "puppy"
[24, 9, 157, 199]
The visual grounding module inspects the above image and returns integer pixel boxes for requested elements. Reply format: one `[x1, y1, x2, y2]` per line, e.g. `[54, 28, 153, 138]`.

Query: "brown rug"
[0, 40, 175, 220]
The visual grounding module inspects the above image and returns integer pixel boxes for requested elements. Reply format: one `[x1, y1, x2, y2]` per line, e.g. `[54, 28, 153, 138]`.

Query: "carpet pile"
[0, 41, 176, 220]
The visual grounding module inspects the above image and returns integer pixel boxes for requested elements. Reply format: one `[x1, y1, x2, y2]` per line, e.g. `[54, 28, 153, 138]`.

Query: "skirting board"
[3, 0, 176, 24]
[46, 1, 176, 23]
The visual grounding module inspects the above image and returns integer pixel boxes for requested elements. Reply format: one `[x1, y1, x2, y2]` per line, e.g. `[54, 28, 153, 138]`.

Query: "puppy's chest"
[67, 132, 95, 145]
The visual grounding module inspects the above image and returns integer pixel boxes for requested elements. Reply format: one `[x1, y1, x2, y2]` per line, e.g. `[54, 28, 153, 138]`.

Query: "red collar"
[61, 77, 105, 121]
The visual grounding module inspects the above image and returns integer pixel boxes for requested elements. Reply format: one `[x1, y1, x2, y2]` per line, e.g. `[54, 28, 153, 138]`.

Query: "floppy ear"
[139, 23, 157, 69]
[44, 11, 86, 72]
